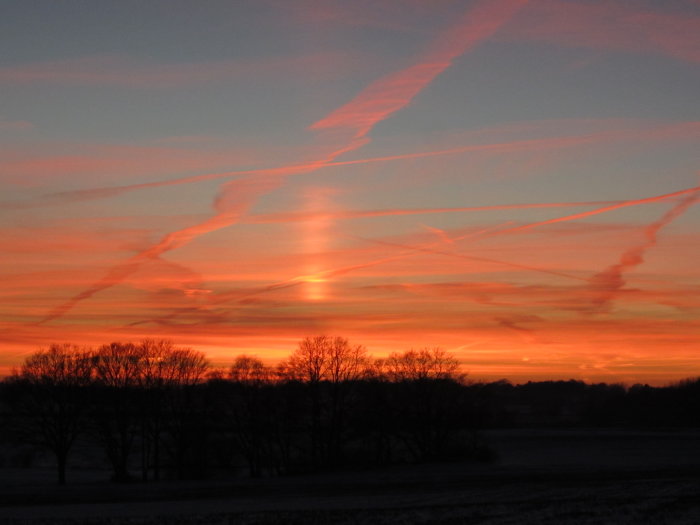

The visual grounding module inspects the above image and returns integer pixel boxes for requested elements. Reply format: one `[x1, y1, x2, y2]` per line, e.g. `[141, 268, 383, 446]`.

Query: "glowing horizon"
[2, 1, 699, 385]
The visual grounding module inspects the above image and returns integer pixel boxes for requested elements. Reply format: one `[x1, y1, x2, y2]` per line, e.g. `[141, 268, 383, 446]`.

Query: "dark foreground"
[1, 429, 699, 525]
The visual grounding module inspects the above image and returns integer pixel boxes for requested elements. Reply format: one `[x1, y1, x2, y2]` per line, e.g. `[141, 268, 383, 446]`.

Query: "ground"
[1, 429, 699, 524]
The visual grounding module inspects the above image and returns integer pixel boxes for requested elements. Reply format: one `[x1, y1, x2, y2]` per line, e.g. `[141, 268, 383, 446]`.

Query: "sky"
[1, 0, 699, 384]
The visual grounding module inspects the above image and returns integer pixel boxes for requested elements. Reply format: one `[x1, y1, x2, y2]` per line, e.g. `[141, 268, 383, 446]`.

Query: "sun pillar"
[301, 187, 335, 301]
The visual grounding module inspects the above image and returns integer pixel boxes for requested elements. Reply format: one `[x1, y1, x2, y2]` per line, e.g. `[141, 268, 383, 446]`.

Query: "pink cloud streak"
[0, 52, 366, 88]
[248, 198, 626, 224]
[101, 181, 700, 328]
[310, 0, 530, 140]
[37, 0, 528, 324]
[16, 119, 694, 209]
[501, 0, 700, 63]
[494, 185, 700, 236]
[589, 193, 700, 313]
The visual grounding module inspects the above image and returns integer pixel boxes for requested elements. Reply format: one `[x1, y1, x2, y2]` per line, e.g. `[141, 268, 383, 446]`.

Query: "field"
[1, 429, 699, 524]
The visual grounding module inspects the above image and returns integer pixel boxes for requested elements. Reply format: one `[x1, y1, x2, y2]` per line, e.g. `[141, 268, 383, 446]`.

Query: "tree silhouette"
[90, 342, 144, 482]
[384, 347, 461, 382]
[135, 339, 172, 481]
[226, 355, 273, 476]
[6, 344, 92, 484]
[281, 336, 368, 468]
[88, 340, 209, 481]
[159, 346, 209, 479]
[7, 336, 699, 486]
[382, 348, 468, 461]
[136, 340, 207, 480]
[229, 354, 271, 385]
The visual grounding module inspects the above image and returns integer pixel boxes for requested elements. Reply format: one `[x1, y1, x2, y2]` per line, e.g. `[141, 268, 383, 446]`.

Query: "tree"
[158, 346, 209, 479]
[134, 339, 196, 481]
[384, 347, 461, 382]
[283, 335, 368, 384]
[89, 340, 209, 481]
[135, 339, 171, 481]
[229, 354, 270, 385]
[281, 336, 368, 467]
[90, 342, 144, 482]
[383, 348, 468, 461]
[226, 355, 272, 476]
[6, 344, 92, 484]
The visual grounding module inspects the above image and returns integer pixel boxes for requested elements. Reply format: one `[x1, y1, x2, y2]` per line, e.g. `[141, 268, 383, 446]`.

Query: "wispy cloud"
[493, 185, 700, 236]
[75, 180, 700, 331]
[588, 193, 700, 313]
[0, 52, 367, 88]
[13, 119, 695, 208]
[0, 118, 32, 131]
[310, 0, 530, 141]
[37, 0, 528, 324]
[501, 0, 700, 63]
[12, 132, 598, 207]
[0, 143, 256, 187]
[247, 198, 626, 224]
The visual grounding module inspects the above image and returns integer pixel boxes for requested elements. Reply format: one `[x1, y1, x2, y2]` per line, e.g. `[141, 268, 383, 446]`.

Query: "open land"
[1, 429, 699, 524]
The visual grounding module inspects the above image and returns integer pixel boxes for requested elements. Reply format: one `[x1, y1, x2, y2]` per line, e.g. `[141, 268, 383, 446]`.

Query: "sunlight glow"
[301, 187, 336, 301]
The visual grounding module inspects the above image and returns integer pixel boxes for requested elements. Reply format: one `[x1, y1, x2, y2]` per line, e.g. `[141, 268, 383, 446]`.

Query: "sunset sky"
[2, 0, 699, 384]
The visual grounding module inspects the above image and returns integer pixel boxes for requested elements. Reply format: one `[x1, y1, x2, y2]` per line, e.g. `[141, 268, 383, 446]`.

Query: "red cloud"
[311, 0, 530, 140]
[36, 0, 527, 323]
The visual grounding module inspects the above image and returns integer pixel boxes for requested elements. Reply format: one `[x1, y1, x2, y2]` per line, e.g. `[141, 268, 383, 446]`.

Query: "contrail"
[423, 224, 456, 245]
[37, 176, 282, 324]
[246, 198, 625, 224]
[38, 0, 529, 324]
[16, 121, 687, 210]
[126, 221, 552, 328]
[128, 252, 416, 327]
[588, 193, 700, 312]
[311, 0, 530, 140]
[217, 184, 700, 312]
[319, 186, 700, 297]
[126, 182, 700, 327]
[491, 184, 700, 236]
[128, 223, 515, 327]
[347, 234, 591, 283]
[496, 317, 540, 344]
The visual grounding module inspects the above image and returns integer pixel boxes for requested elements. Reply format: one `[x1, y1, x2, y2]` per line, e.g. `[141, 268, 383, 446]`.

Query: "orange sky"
[2, 0, 699, 384]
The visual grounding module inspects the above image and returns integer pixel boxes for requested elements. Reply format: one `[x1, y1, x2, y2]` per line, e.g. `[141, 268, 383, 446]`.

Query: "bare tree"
[90, 342, 144, 482]
[283, 335, 367, 384]
[385, 347, 461, 382]
[226, 355, 272, 476]
[282, 336, 368, 467]
[92, 342, 144, 387]
[88, 340, 209, 481]
[164, 347, 209, 386]
[229, 354, 270, 385]
[7, 344, 92, 484]
[159, 346, 209, 479]
[135, 339, 175, 481]
[384, 348, 467, 461]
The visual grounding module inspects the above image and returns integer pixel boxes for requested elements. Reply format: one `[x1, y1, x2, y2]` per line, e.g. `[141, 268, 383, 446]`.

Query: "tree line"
[0, 336, 698, 485]
[0, 337, 481, 484]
